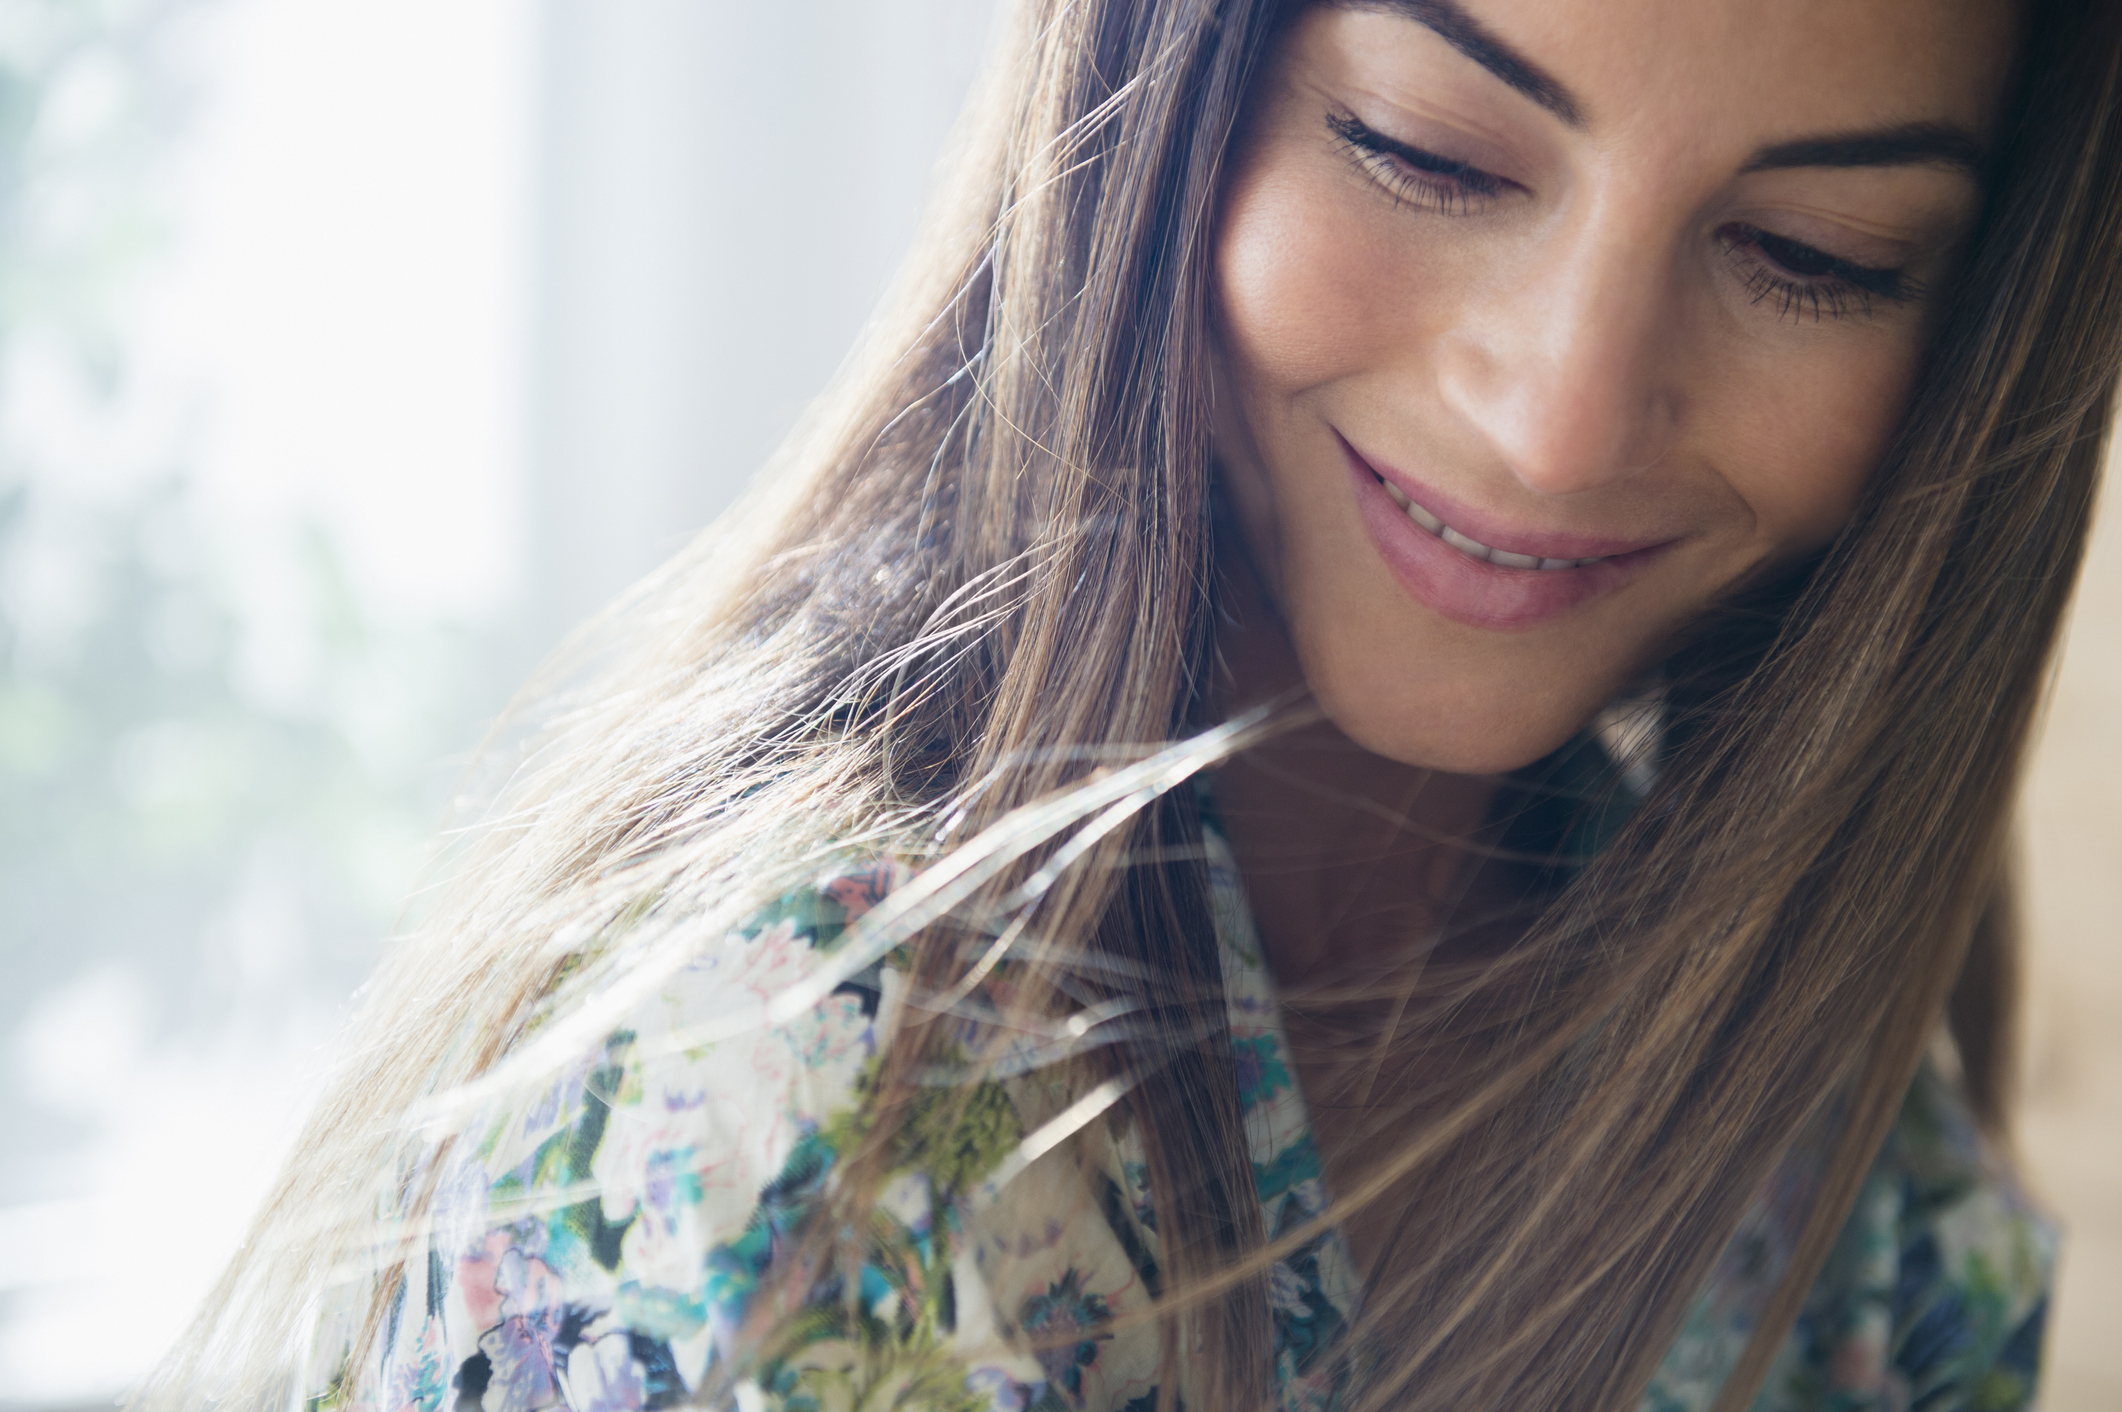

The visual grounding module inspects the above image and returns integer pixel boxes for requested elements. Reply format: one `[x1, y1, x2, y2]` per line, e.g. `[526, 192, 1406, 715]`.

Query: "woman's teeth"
[1376, 476, 1603, 571]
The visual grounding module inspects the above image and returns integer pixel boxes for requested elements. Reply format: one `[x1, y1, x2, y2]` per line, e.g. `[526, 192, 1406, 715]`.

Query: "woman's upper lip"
[1338, 436, 1677, 563]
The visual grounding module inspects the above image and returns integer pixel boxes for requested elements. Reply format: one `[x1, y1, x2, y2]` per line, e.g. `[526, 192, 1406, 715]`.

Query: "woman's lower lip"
[1342, 450, 1663, 631]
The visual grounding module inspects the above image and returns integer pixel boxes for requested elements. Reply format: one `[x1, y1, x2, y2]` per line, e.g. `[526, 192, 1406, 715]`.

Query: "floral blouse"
[311, 798, 2056, 1412]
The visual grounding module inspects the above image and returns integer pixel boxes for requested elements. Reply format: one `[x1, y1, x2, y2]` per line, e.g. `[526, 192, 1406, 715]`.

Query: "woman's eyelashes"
[1327, 112, 1924, 325]
[1328, 113, 1509, 213]
[1720, 222, 1920, 323]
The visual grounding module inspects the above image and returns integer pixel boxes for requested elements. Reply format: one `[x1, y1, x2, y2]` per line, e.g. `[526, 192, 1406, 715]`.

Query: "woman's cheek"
[1716, 335, 1923, 555]
[1215, 159, 1411, 408]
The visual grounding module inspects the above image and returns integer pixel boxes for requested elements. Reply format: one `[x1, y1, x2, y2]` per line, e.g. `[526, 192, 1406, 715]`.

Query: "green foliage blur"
[0, 0, 513, 1204]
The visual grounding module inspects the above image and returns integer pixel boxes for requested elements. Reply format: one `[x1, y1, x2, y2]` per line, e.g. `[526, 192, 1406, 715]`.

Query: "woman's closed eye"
[1719, 222, 1923, 323]
[1327, 108, 1926, 327]
[1328, 112, 1511, 214]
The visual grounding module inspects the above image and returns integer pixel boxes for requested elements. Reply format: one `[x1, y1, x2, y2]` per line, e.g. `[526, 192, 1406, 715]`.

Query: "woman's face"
[1213, 0, 2016, 773]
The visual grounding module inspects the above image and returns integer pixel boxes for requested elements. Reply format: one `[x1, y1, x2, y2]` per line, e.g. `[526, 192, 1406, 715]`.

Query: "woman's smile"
[1338, 433, 1674, 629]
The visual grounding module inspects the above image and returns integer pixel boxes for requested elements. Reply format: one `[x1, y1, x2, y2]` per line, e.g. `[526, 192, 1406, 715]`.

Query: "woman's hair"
[147, 1, 2122, 1409]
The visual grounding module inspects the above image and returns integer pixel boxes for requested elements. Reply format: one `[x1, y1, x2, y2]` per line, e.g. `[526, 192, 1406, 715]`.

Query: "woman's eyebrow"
[1343, 5, 1989, 185]
[1741, 123, 1987, 176]
[1345, 0, 1585, 127]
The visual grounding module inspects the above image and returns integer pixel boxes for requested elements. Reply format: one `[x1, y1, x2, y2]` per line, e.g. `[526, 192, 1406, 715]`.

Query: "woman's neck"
[1210, 541, 1519, 1278]
[1209, 544, 1504, 998]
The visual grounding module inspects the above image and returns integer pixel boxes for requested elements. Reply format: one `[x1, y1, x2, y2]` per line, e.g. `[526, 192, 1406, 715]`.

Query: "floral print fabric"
[310, 820, 2055, 1412]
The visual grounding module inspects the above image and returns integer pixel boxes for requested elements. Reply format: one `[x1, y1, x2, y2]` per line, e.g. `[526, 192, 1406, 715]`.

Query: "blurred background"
[0, 2, 2111, 1409]
[0, 0, 993, 1403]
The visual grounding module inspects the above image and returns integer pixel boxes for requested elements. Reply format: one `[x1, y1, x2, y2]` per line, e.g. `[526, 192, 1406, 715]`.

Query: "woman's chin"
[1310, 686, 1603, 777]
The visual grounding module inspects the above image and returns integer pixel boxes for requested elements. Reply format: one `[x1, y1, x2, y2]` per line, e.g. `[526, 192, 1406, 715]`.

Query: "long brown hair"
[145, 0, 2122, 1409]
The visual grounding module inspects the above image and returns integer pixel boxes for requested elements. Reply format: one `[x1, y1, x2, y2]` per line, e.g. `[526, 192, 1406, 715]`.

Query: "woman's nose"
[1434, 215, 1680, 497]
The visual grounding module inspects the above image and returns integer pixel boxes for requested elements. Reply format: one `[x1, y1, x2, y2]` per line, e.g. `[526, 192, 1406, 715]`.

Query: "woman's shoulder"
[1764, 1061, 2057, 1412]
[1644, 1059, 2058, 1412]
[313, 858, 956, 1412]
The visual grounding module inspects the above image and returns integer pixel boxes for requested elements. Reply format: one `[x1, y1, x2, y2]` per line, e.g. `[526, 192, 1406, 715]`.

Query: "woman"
[149, 0, 2120, 1409]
